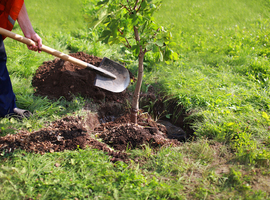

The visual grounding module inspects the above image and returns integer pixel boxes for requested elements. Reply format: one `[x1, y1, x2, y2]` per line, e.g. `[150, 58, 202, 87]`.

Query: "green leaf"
[91, 9, 109, 29]
[100, 30, 112, 40]
[131, 45, 139, 50]
[155, 40, 164, 47]
[103, 35, 110, 44]
[140, 21, 148, 34]
[147, 43, 159, 52]
[159, 51, 163, 61]
[112, 27, 118, 38]
[164, 49, 172, 61]
[131, 13, 138, 25]
[140, 1, 147, 11]
[166, 114, 172, 119]
[131, 45, 140, 57]
[171, 51, 179, 60]
[169, 42, 177, 47]
[150, 4, 156, 9]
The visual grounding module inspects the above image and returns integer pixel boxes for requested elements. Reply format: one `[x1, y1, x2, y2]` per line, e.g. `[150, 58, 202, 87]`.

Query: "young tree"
[86, 0, 177, 124]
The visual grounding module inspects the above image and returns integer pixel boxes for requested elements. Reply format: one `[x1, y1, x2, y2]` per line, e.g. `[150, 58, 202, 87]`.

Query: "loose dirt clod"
[0, 116, 128, 162]
[98, 123, 177, 151]
[95, 112, 180, 151]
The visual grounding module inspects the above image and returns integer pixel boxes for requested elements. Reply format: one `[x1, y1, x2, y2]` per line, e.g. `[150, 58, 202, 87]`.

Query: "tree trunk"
[131, 51, 145, 124]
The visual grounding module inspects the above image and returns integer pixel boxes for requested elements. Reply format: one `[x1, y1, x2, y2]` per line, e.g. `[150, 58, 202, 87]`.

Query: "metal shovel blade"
[94, 57, 130, 93]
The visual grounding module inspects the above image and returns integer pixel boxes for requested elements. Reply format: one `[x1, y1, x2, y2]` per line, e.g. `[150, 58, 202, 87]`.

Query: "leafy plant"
[85, 0, 178, 123]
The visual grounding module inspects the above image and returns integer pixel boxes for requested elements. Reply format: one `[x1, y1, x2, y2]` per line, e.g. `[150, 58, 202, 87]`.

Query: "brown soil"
[0, 113, 179, 162]
[94, 112, 180, 151]
[0, 116, 128, 162]
[0, 52, 189, 162]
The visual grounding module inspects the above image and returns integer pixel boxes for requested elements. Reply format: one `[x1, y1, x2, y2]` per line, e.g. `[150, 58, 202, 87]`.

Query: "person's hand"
[25, 33, 42, 53]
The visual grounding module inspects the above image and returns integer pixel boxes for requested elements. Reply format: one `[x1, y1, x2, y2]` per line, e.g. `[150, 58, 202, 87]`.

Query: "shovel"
[0, 27, 130, 93]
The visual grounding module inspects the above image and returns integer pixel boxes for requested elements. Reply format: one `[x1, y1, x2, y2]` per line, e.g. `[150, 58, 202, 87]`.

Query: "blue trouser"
[0, 35, 16, 117]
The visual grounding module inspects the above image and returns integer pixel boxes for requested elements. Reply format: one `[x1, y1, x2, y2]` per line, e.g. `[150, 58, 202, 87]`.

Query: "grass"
[2, 141, 269, 199]
[150, 0, 270, 163]
[0, 0, 270, 199]
[24, 0, 87, 33]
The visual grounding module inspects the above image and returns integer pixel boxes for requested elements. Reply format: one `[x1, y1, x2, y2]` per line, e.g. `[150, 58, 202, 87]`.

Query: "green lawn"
[0, 0, 270, 199]
[25, 0, 86, 32]
[153, 0, 270, 155]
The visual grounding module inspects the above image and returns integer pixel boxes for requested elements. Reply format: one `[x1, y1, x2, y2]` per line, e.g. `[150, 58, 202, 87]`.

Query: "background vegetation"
[0, 0, 270, 199]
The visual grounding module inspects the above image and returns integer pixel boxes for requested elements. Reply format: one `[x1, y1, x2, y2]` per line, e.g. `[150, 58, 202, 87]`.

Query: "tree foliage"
[85, 0, 178, 61]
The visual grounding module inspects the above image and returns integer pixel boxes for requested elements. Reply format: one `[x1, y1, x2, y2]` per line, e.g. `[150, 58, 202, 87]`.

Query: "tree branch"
[134, 0, 139, 10]
[134, 26, 140, 42]
[118, 29, 132, 48]
[126, 0, 133, 11]
[136, 0, 144, 13]
[121, 3, 132, 14]
[125, 38, 132, 48]
[144, 48, 150, 53]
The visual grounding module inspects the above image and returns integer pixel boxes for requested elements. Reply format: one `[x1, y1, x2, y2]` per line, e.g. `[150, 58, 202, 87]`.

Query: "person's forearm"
[17, 3, 35, 38]
[16, 2, 42, 52]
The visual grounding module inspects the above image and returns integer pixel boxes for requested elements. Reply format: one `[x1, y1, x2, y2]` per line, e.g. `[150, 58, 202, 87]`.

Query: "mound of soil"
[95, 112, 179, 151]
[0, 113, 179, 162]
[98, 123, 176, 151]
[0, 116, 128, 162]
[32, 52, 131, 102]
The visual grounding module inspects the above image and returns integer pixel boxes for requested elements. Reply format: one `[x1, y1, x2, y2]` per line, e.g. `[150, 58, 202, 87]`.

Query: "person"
[0, 1, 42, 118]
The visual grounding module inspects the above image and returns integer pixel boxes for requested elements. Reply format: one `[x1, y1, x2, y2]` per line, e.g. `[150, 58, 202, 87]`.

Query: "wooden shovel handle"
[0, 27, 88, 69]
